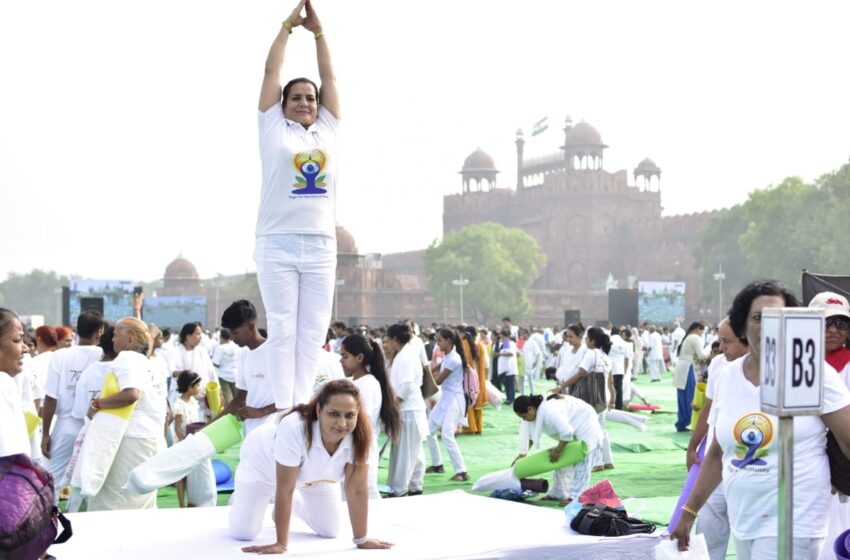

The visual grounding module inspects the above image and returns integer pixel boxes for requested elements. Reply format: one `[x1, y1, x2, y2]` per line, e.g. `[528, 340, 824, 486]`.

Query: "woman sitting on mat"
[234, 379, 393, 554]
[513, 394, 602, 507]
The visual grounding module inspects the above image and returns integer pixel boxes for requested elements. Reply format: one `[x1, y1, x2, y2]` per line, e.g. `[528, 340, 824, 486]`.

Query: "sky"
[2, 0, 849, 283]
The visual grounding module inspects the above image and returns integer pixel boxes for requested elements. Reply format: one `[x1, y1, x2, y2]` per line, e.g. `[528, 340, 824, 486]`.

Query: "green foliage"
[0, 269, 68, 324]
[424, 222, 546, 324]
[697, 159, 850, 307]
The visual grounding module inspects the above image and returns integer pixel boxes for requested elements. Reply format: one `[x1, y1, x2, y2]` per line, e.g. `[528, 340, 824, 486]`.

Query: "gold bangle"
[283, 20, 293, 34]
[314, 31, 324, 40]
[681, 504, 698, 518]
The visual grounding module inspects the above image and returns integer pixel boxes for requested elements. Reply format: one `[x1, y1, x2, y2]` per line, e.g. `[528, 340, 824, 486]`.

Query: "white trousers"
[697, 488, 730, 560]
[229, 481, 342, 541]
[87, 436, 162, 511]
[648, 359, 664, 381]
[735, 536, 824, 560]
[387, 411, 426, 495]
[45, 418, 84, 497]
[426, 401, 467, 474]
[254, 234, 336, 409]
[593, 411, 613, 467]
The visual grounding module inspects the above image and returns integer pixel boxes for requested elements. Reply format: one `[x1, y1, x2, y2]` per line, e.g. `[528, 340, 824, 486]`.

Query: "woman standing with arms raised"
[254, 0, 341, 411]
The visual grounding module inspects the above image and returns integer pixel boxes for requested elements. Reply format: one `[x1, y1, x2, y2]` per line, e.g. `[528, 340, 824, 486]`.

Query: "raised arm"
[259, 1, 305, 112]
[302, 0, 339, 118]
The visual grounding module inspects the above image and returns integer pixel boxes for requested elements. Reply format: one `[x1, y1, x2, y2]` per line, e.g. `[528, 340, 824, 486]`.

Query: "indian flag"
[532, 116, 548, 136]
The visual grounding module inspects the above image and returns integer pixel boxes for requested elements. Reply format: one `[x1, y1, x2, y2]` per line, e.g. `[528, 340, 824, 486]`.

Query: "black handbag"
[570, 370, 607, 413]
[570, 503, 656, 537]
[827, 430, 850, 495]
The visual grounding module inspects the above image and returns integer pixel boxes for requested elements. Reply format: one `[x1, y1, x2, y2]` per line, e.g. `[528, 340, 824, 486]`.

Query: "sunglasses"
[826, 317, 850, 331]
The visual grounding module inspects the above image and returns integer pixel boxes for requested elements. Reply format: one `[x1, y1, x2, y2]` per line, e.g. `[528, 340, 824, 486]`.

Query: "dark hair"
[292, 379, 371, 466]
[0, 308, 19, 339]
[544, 366, 557, 380]
[459, 328, 479, 365]
[513, 394, 544, 414]
[179, 322, 201, 345]
[437, 328, 469, 371]
[729, 280, 799, 342]
[502, 317, 512, 322]
[711, 340, 721, 351]
[586, 326, 612, 354]
[221, 300, 257, 331]
[566, 323, 585, 338]
[333, 321, 346, 330]
[98, 325, 117, 360]
[386, 323, 412, 345]
[219, 328, 232, 341]
[162, 328, 172, 339]
[77, 310, 105, 339]
[177, 371, 201, 394]
[35, 325, 58, 347]
[677, 321, 705, 354]
[341, 334, 401, 442]
[282, 77, 320, 106]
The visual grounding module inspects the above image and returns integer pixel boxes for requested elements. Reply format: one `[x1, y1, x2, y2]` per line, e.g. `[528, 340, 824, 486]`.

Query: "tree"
[0, 269, 68, 324]
[424, 222, 546, 324]
[694, 204, 751, 314]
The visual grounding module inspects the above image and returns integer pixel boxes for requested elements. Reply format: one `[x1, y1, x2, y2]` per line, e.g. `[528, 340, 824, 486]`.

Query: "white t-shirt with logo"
[256, 105, 339, 238]
[212, 342, 240, 383]
[72, 361, 112, 420]
[708, 355, 850, 539]
[0, 371, 30, 457]
[44, 346, 103, 426]
[236, 343, 276, 436]
[111, 351, 167, 440]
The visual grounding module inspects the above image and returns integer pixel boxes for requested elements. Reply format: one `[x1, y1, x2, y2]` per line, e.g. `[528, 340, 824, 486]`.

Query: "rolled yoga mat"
[513, 440, 588, 479]
[835, 528, 850, 560]
[206, 381, 222, 416]
[668, 436, 706, 529]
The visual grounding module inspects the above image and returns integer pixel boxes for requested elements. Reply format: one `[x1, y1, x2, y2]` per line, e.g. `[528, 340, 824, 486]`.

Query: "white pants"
[734, 536, 824, 560]
[593, 411, 613, 467]
[88, 436, 162, 511]
[45, 418, 84, 498]
[387, 411, 426, 495]
[648, 359, 664, 381]
[697, 488, 730, 560]
[426, 400, 467, 474]
[550, 445, 596, 500]
[229, 481, 342, 541]
[254, 234, 336, 409]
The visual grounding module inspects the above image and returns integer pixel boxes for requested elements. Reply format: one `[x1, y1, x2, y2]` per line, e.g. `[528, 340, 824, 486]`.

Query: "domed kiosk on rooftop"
[460, 147, 499, 193]
[634, 157, 661, 192]
[561, 117, 608, 171]
[162, 254, 201, 296]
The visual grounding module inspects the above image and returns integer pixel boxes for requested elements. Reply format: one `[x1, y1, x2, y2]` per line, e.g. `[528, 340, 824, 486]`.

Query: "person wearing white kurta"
[555, 325, 587, 394]
[646, 327, 664, 381]
[426, 330, 469, 480]
[170, 326, 218, 420]
[519, 328, 544, 396]
[385, 325, 428, 496]
[514, 394, 602, 504]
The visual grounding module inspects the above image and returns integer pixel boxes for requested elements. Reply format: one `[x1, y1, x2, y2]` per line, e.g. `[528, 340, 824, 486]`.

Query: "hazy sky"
[2, 1, 849, 283]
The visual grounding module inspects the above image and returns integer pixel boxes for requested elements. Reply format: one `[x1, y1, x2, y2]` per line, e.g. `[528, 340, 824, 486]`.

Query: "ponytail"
[586, 326, 611, 354]
[438, 327, 468, 371]
[341, 335, 401, 443]
[513, 394, 544, 414]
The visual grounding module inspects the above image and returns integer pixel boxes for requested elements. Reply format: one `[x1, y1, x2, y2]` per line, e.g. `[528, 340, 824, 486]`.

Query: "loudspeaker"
[608, 289, 638, 327]
[79, 297, 105, 315]
[62, 286, 71, 327]
[564, 309, 581, 327]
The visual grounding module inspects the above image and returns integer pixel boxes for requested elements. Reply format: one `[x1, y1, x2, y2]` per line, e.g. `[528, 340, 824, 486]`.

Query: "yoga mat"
[667, 436, 706, 529]
[513, 440, 588, 479]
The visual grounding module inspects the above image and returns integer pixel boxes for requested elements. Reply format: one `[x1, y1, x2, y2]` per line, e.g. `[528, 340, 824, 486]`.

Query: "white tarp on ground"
[59, 490, 662, 559]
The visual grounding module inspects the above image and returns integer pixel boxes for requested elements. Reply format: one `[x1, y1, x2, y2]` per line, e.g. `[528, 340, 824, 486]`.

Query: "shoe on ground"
[407, 490, 423, 496]
[603, 463, 614, 470]
[425, 465, 445, 474]
[451, 472, 470, 482]
[559, 498, 573, 507]
[591, 465, 605, 473]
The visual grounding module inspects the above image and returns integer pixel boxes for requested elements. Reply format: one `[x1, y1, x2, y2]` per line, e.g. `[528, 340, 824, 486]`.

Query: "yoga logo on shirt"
[291, 148, 328, 195]
[731, 413, 774, 468]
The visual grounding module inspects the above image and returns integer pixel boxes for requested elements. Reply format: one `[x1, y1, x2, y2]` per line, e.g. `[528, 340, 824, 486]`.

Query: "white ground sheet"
[59, 490, 661, 559]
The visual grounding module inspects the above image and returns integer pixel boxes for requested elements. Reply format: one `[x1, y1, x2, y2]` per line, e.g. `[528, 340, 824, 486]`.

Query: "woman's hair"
[513, 394, 544, 414]
[386, 323, 412, 345]
[619, 327, 632, 341]
[293, 379, 371, 466]
[117, 317, 152, 356]
[35, 325, 58, 348]
[728, 280, 800, 342]
[55, 326, 73, 342]
[221, 299, 257, 331]
[179, 322, 201, 345]
[341, 334, 401, 442]
[586, 326, 612, 354]
[282, 77, 320, 106]
[437, 328, 469, 371]
[459, 328, 479, 365]
[565, 323, 585, 338]
[0, 308, 20, 339]
[678, 321, 705, 354]
[177, 371, 201, 394]
[98, 324, 117, 360]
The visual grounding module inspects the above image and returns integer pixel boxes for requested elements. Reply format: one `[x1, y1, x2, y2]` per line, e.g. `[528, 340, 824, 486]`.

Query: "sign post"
[760, 308, 824, 560]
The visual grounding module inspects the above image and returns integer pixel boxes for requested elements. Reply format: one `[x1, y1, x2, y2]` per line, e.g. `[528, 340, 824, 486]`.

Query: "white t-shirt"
[439, 349, 464, 396]
[497, 339, 518, 376]
[313, 350, 345, 397]
[172, 396, 200, 427]
[212, 342, 240, 383]
[0, 371, 30, 457]
[256, 105, 339, 237]
[44, 345, 103, 421]
[30, 352, 53, 400]
[236, 343, 276, 435]
[556, 344, 587, 384]
[708, 354, 850, 539]
[519, 395, 603, 453]
[72, 360, 113, 420]
[609, 335, 629, 376]
[274, 413, 356, 486]
[521, 338, 543, 374]
[171, 345, 217, 400]
[390, 342, 425, 413]
[648, 332, 664, 360]
[112, 351, 166, 440]
[578, 348, 613, 402]
[352, 374, 382, 434]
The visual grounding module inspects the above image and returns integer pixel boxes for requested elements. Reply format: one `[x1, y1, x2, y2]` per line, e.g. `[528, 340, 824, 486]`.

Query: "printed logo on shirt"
[291, 148, 328, 195]
[731, 413, 774, 468]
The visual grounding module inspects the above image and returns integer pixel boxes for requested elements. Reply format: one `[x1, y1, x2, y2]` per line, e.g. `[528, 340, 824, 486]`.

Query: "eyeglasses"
[826, 317, 850, 331]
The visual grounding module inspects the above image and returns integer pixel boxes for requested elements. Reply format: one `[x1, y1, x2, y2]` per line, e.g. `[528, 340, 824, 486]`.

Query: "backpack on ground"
[463, 365, 480, 409]
[570, 503, 655, 537]
[0, 453, 73, 560]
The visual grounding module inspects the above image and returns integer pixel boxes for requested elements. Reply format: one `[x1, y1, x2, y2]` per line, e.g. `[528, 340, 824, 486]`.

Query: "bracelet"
[92, 398, 101, 410]
[352, 536, 368, 545]
[283, 20, 293, 33]
[314, 31, 324, 40]
[680, 504, 698, 518]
